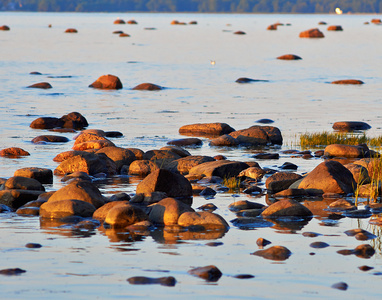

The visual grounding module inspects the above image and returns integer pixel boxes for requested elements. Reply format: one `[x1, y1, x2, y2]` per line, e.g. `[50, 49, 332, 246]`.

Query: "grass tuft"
[223, 177, 241, 191]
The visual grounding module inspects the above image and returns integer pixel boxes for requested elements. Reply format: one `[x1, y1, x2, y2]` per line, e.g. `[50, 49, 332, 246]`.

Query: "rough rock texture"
[166, 156, 215, 174]
[136, 169, 192, 199]
[179, 123, 235, 137]
[252, 245, 291, 261]
[0, 147, 30, 157]
[160, 146, 191, 158]
[324, 144, 368, 158]
[229, 125, 282, 145]
[14, 168, 53, 184]
[93, 201, 129, 221]
[48, 181, 105, 208]
[261, 199, 313, 218]
[297, 160, 356, 194]
[344, 163, 370, 184]
[72, 139, 115, 151]
[89, 74, 122, 90]
[149, 197, 195, 225]
[177, 211, 229, 230]
[332, 121, 370, 131]
[40, 199, 95, 218]
[104, 203, 148, 228]
[189, 160, 249, 178]
[266, 172, 303, 194]
[299, 28, 324, 38]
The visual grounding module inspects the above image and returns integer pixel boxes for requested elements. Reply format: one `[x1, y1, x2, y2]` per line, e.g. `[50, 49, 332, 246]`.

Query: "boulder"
[126, 148, 144, 160]
[261, 199, 313, 218]
[40, 199, 95, 218]
[14, 168, 53, 184]
[113, 19, 125, 24]
[132, 83, 162, 90]
[93, 201, 129, 221]
[53, 150, 92, 162]
[167, 138, 202, 147]
[136, 169, 192, 200]
[298, 160, 356, 194]
[89, 74, 122, 90]
[177, 211, 229, 230]
[47, 180, 105, 208]
[251, 245, 291, 261]
[2, 176, 45, 191]
[65, 28, 78, 33]
[228, 200, 265, 212]
[277, 54, 302, 60]
[60, 112, 88, 129]
[344, 163, 370, 184]
[96, 147, 136, 171]
[160, 146, 191, 158]
[331, 79, 364, 85]
[0, 25, 10, 31]
[0, 147, 30, 157]
[324, 144, 368, 158]
[32, 135, 69, 144]
[266, 172, 303, 193]
[0, 190, 44, 209]
[299, 28, 324, 38]
[189, 160, 249, 178]
[104, 203, 148, 228]
[72, 139, 115, 151]
[166, 155, 215, 175]
[179, 123, 235, 137]
[209, 134, 238, 147]
[149, 197, 194, 225]
[267, 24, 277, 30]
[127, 276, 176, 287]
[327, 25, 343, 31]
[128, 160, 159, 176]
[30, 117, 63, 129]
[27, 82, 52, 89]
[188, 265, 222, 282]
[229, 125, 282, 145]
[127, 20, 138, 24]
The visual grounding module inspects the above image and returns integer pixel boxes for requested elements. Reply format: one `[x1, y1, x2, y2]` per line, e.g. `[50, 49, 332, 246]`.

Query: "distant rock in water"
[267, 24, 277, 30]
[119, 33, 130, 37]
[89, 74, 122, 90]
[113, 30, 124, 34]
[234, 31, 246, 35]
[179, 122, 235, 137]
[256, 118, 274, 124]
[332, 121, 371, 131]
[127, 20, 138, 24]
[0, 25, 10, 31]
[299, 28, 324, 38]
[30, 71, 42, 75]
[331, 79, 364, 85]
[27, 82, 52, 89]
[277, 54, 302, 60]
[113, 19, 125, 24]
[189, 21, 197, 25]
[327, 25, 343, 31]
[65, 28, 78, 33]
[371, 18, 381, 24]
[132, 83, 162, 91]
[318, 21, 327, 25]
[235, 77, 268, 83]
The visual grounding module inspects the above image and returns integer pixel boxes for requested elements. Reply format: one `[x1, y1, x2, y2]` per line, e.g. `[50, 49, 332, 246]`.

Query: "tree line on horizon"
[2, 0, 382, 13]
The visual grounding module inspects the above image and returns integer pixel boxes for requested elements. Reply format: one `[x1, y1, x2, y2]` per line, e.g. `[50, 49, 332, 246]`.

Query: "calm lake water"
[1, 12, 382, 299]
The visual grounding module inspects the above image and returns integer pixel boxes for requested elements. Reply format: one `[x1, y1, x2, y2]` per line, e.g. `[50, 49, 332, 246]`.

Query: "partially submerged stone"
[104, 203, 148, 228]
[179, 122, 235, 137]
[331, 79, 364, 85]
[127, 276, 176, 286]
[14, 167, 53, 184]
[188, 265, 222, 281]
[89, 74, 122, 90]
[129, 160, 158, 176]
[0, 147, 30, 157]
[209, 134, 238, 147]
[65, 28, 78, 33]
[167, 138, 202, 147]
[277, 54, 302, 60]
[166, 155, 215, 175]
[132, 83, 162, 90]
[332, 121, 370, 131]
[251, 245, 291, 261]
[299, 28, 324, 38]
[32, 135, 69, 144]
[0, 190, 44, 209]
[27, 82, 52, 89]
[178, 211, 229, 230]
[261, 199, 313, 219]
[229, 125, 282, 146]
[96, 147, 136, 171]
[40, 199, 96, 218]
[331, 282, 348, 291]
[324, 144, 368, 158]
[92, 201, 129, 221]
[327, 25, 343, 31]
[189, 160, 249, 178]
[2, 176, 45, 191]
[266, 172, 302, 194]
[149, 197, 194, 225]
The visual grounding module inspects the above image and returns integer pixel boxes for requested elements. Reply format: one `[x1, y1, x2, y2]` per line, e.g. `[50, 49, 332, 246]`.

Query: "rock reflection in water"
[40, 217, 100, 238]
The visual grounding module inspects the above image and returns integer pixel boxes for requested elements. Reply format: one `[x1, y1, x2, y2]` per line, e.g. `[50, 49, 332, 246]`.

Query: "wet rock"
[238, 167, 266, 181]
[267, 24, 277, 30]
[0, 190, 44, 209]
[344, 229, 376, 240]
[178, 211, 229, 230]
[108, 193, 130, 202]
[0, 25, 10, 31]
[235, 77, 268, 83]
[371, 18, 382, 24]
[233, 274, 255, 279]
[297, 160, 356, 194]
[89, 74, 122, 90]
[188, 265, 222, 282]
[104, 131, 123, 138]
[96, 147, 136, 172]
[160, 146, 191, 158]
[299, 28, 324, 38]
[132, 83, 162, 90]
[53, 150, 88, 163]
[189, 160, 249, 178]
[113, 30, 124, 34]
[16, 206, 40, 215]
[266, 172, 303, 194]
[256, 238, 271, 247]
[167, 138, 202, 147]
[114, 19, 125, 24]
[179, 123, 235, 137]
[251, 245, 291, 261]
[40, 199, 96, 218]
[328, 25, 343, 31]
[14, 168, 53, 184]
[93, 201, 129, 221]
[167, 155, 215, 175]
[126, 148, 144, 160]
[25, 243, 42, 248]
[74, 132, 105, 143]
[27, 82, 52, 89]
[324, 144, 368, 158]
[61, 171, 93, 182]
[261, 199, 313, 219]
[302, 232, 321, 237]
[209, 134, 239, 147]
[104, 203, 148, 228]
[358, 265, 374, 271]
[332, 121, 370, 131]
[127, 20, 138, 25]
[277, 54, 302, 60]
[2, 176, 45, 192]
[32, 135, 69, 144]
[310, 241, 329, 249]
[331, 282, 348, 291]
[120, 33, 130, 37]
[30, 117, 63, 129]
[280, 162, 298, 170]
[274, 188, 308, 198]
[234, 30, 246, 35]
[228, 200, 265, 212]
[0, 147, 30, 157]
[60, 112, 88, 129]
[344, 163, 370, 184]
[197, 203, 217, 212]
[129, 160, 158, 176]
[48, 180, 105, 209]
[328, 199, 355, 211]
[243, 185, 262, 194]
[65, 28, 77, 33]
[0, 268, 26, 276]
[236, 209, 264, 217]
[332, 79, 364, 85]
[149, 197, 194, 226]
[230, 217, 273, 229]
[143, 150, 181, 164]
[72, 139, 115, 151]
[229, 125, 282, 146]
[337, 244, 375, 258]
[136, 169, 192, 200]
[127, 276, 176, 286]
[343, 209, 372, 219]
[199, 187, 216, 197]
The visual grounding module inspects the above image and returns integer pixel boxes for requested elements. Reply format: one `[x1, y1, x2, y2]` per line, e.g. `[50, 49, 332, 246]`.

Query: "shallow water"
[0, 12, 382, 299]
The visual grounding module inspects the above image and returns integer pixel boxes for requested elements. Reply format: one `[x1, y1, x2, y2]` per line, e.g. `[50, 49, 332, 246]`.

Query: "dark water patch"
[43, 93, 65, 96]
[157, 110, 179, 114]
[47, 76, 73, 78]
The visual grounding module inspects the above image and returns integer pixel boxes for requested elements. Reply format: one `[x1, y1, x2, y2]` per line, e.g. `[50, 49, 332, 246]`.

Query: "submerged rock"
[261, 199, 313, 219]
[0, 268, 26, 276]
[331, 282, 348, 291]
[127, 276, 176, 286]
[40, 199, 96, 219]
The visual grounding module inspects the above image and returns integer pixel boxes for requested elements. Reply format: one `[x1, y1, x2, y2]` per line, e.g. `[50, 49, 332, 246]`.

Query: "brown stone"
[0, 190, 43, 209]
[127, 20, 137, 24]
[149, 197, 194, 226]
[0, 25, 10, 31]
[40, 199, 95, 218]
[93, 201, 129, 221]
[30, 117, 63, 129]
[27, 82, 52, 89]
[229, 125, 282, 145]
[209, 134, 239, 146]
[132, 83, 162, 90]
[166, 155, 215, 175]
[127, 276, 176, 286]
[299, 28, 324, 38]
[72, 139, 115, 151]
[327, 25, 343, 31]
[65, 28, 78, 33]
[277, 54, 302, 60]
[188, 265, 222, 281]
[167, 138, 202, 147]
[189, 160, 249, 178]
[2, 176, 45, 191]
[16, 206, 40, 216]
[0, 147, 30, 157]
[333, 122, 371, 132]
[32, 135, 69, 144]
[331, 79, 364, 85]
[179, 123, 235, 137]
[177, 211, 229, 230]
[234, 31, 246, 35]
[344, 163, 370, 184]
[104, 203, 148, 228]
[53, 150, 91, 162]
[266, 172, 303, 193]
[274, 188, 309, 198]
[126, 148, 144, 160]
[119, 33, 130, 37]
[228, 200, 265, 212]
[96, 147, 136, 171]
[251, 245, 291, 261]
[128, 160, 159, 176]
[114, 19, 125, 24]
[14, 167, 53, 184]
[261, 199, 313, 218]
[297, 160, 356, 194]
[89, 74, 122, 90]
[324, 144, 368, 158]
[60, 112, 88, 129]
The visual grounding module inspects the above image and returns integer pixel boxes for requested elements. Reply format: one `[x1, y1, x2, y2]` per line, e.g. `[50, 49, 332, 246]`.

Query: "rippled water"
[1, 12, 382, 299]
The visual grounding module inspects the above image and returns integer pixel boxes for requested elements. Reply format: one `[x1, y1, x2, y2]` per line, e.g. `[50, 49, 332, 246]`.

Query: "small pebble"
[25, 243, 42, 249]
[358, 265, 374, 271]
[233, 274, 255, 279]
[309, 242, 329, 249]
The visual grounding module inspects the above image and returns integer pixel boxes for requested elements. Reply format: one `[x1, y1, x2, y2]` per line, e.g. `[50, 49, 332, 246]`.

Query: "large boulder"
[30, 117, 63, 129]
[14, 168, 53, 184]
[60, 112, 88, 129]
[149, 197, 194, 225]
[89, 74, 123, 90]
[265, 172, 303, 194]
[179, 123, 235, 137]
[178, 211, 229, 230]
[0, 147, 30, 157]
[96, 147, 136, 171]
[299, 28, 324, 38]
[229, 125, 282, 146]
[1, 176, 45, 192]
[188, 160, 249, 178]
[209, 134, 239, 147]
[104, 204, 148, 228]
[53, 150, 89, 162]
[324, 144, 368, 158]
[136, 169, 192, 200]
[72, 139, 115, 151]
[47, 180, 105, 208]
[261, 199, 313, 218]
[297, 160, 356, 194]
[166, 156, 215, 174]
[40, 199, 95, 219]
[93, 201, 129, 221]
[128, 160, 158, 176]
[0, 190, 44, 209]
